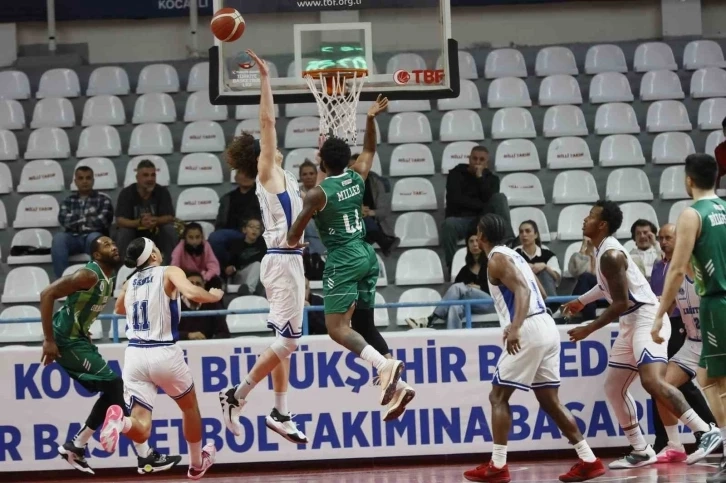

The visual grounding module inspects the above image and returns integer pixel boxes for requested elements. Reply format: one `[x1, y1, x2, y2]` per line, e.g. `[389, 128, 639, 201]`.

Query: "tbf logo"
[393, 69, 445, 85]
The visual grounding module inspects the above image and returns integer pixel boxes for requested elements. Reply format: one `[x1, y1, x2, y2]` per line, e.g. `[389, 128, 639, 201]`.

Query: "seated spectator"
[405, 233, 493, 329]
[179, 271, 230, 340]
[298, 159, 326, 260]
[51, 166, 114, 278]
[115, 159, 177, 263]
[629, 219, 660, 278]
[716, 117, 726, 188]
[225, 218, 266, 295]
[442, 145, 513, 271]
[171, 222, 222, 289]
[514, 220, 561, 296]
[568, 236, 598, 321]
[304, 278, 327, 335]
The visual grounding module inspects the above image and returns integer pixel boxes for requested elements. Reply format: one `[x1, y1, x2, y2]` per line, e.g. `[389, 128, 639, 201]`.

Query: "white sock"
[396, 379, 408, 390]
[624, 426, 647, 452]
[234, 377, 257, 401]
[134, 442, 152, 458]
[720, 427, 726, 456]
[573, 440, 597, 463]
[189, 441, 202, 469]
[491, 444, 507, 468]
[664, 425, 682, 447]
[679, 409, 710, 433]
[360, 345, 388, 371]
[121, 416, 133, 433]
[274, 392, 288, 416]
[73, 425, 95, 448]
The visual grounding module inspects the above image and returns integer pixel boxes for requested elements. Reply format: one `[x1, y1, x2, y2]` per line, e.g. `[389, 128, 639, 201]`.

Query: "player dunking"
[219, 49, 308, 444]
[40, 236, 181, 475]
[563, 200, 720, 469]
[463, 214, 605, 483]
[652, 154, 726, 482]
[99, 238, 220, 480]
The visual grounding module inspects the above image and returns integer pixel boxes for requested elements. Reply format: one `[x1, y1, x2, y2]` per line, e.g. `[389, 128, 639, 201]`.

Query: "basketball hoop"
[303, 68, 368, 147]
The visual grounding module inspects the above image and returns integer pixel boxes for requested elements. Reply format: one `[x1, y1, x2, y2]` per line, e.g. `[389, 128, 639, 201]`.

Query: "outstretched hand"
[367, 94, 388, 117]
[246, 49, 269, 77]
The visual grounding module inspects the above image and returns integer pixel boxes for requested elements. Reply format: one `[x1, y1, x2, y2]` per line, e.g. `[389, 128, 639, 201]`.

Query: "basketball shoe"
[187, 443, 216, 480]
[99, 405, 125, 453]
[609, 445, 657, 469]
[265, 408, 309, 444]
[687, 423, 722, 464]
[707, 457, 726, 483]
[558, 458, 607, 482]
[463, 461, 510, 483]
[219, 387, 247, 437]
[57, 442, 94, 474]
[655, 442, 687, 463]
[137, 449, 183, 474]
[378, 359, 405, 406]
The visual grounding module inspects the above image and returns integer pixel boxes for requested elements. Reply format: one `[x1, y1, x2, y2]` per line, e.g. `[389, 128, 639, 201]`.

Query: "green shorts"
[322, 242, 378, 315]
[56, 337, 119, 391]
[698, 296, 726, 377]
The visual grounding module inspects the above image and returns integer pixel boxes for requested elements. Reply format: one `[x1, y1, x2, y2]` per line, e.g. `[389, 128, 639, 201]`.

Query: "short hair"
[471, 146, 489, 155]
[478, 213, 508, 246]
[319, 137, 352, 174]
[685, 153, 718, 190]
[225, 132, 258, 179]
[594, 200, 623, 236]
[244, 217, 262, 228]
[75, 165, 94, 176]
[185, 270, 203, 280]
[137, 159, 156, 171]
[182, 222, 204, 238]
[89, 235, 104, 257]
[298, 159, 317, 177]
[630, 219, 658, 240]
[519, 219, 542, 247]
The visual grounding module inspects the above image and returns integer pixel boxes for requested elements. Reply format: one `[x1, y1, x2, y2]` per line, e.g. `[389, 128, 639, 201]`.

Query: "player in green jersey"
[40, 235, 181, 475]
[653, 154, 726, 482]
[288, 95, 414, 419]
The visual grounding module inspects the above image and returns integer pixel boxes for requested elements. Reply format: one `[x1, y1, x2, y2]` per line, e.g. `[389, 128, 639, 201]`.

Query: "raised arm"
[349, 95, 388, 181]
[247, 49, 279, 185]
[165, 266, 224, 304]
[288, 186, 326, 248]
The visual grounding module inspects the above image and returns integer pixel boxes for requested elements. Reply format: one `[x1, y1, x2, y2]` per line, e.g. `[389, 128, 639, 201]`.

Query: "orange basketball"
[210, 8, 245, 43]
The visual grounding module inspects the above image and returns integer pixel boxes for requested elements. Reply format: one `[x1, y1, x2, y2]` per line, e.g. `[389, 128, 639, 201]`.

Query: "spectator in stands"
[629, 219, 660, 278]
[716, 117, 726, 188]
[225, 218, 266, 295]
[171, 223, 222, 290]
[514, 220, 561, 296]
[568, 236, 598, 321]
[405, 233, 493, 329]
[51, 166, 114, 278]
[208, 169, 261, 267]
[442, 145, 512, 271]
[179, 271, 230, 341]
[304, 278, 327, 335]
[298, 160, 326, 280]
[115, 159, 177, 264]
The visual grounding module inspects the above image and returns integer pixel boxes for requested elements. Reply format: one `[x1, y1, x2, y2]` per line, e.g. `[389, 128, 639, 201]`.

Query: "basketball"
[210, 8, 245, 42]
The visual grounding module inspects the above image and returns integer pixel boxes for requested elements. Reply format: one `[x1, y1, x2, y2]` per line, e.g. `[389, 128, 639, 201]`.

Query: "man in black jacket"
[443, 146, 512, 270]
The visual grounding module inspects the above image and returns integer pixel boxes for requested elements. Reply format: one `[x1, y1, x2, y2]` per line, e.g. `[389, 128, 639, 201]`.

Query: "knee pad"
[270, 334, 299, 360]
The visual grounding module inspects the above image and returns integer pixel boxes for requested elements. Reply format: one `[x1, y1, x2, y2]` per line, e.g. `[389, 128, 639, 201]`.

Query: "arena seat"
[235, 118, 261, 138]
[77, 125, 122, 158]
[0, 200, 7, 228]
[128, 123, 173, 155]
[706, 130, 726, 157]
[619, 202, 659, 238]
[395, 249, 444, 285]
[436, 50, 478, 79]
[598, 134, 645, 167]
[510, 207, 550, 242]
[25, 127, 71, 159]
[543, 105, 588, 137]
[606, 167, 653, 202]
[124, 155, 170, 186]
[0, 306, 44, 343]
[439, 109, 484, 142]
[386, 53, 427, 73]
[640, 70, 684, 101]
[82, 95, 126, 126]
[0, 99, 25, 130]
[501, 173, 546, 206]
[226, 296, 269, 334]
[132, 93, 177, 124]
[285, 116, 320, 148]
[487, 77, 532, 108]
[683, 40, 726, 70]
[114, 266, 134, 297]
[7, 229, 82, 265]
[538, 75, 582, 105]
[690, 68, 726, 99]
[0, 163, 11, 193]
[651, 132, 696, 165]
[491, 107, 536, 139]
[354, 115, 383, 144]
[286, 103, 318, 118]
[198, 221, 214, 240]
[13, 194, 60, 228]
[36, 68, 81, 98]
[284, 148, 318, 179]
[589, 72, 634, 104]
[557, 204, 591, 241]
[71, 158, 118, 190]
[389, 144, 435, 177]
[187, 62, 210, 92]
[387, 99, 432, 114]
[441, 141, 477, 174]
[376, 253, 388, 287]
[494, 139, 540, 172]
[1, 267, 49, 303]
[546, 137, 594, 169]
[594, 103, 640, 135]
[485, 48, 527, 79]
[450, 247, 467, 280]
[175, 187, 220, 221]
[0, 129, 18, 161]
[394, 212, 439, 248]
[181, 121, 225, 153]
[535, 46, 578, 76]
[437, 79, 481, 111]
[30, 97, 75, 129]
[374, 293, 389, 327]
[584, 44, 628, 74]
[552, 170, 599, 204]
[184, 90, 228, 122]
[388, 112, 433, 144]
[87, 66, 131, 96]
[177, 153, 224, 185]
[634, 42, 677, 72]
[136, 64, 180, 94]
[391, 177, 437, 211]
[669, 200, 690, 224]
[396, 288, 442, 325]
[659, 166, 688, 200]
[0, 70, 31, 100]
[561, 242, 582, 278]
[698, 98, 726, 130]
[646, 101, 692, 133]
[17, 160, 64, 193]
[235, 104, 279, 120]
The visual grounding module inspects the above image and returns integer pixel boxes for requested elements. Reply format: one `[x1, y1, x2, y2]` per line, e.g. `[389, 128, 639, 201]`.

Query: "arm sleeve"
[546, 251, 561, 276]
[454, 266, 472, 284]
[98, 194, 114, 232]
[58, 197, 74, 230]
[578, 284, 606, 305]
[479, 173, 499, 204]
[568, 252, 590, 279]
[158, 187, 175, 217]
[203, 242, 221, 279]
[170, 242, 183, 268]
[215, 192, 229, 229]
[445, 170, 485, 212]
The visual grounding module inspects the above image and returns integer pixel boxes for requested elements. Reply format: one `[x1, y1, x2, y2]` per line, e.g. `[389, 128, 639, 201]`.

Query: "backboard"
[209, 0, 458, 105]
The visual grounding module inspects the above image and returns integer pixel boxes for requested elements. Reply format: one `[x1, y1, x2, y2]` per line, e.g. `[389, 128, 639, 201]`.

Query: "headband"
[136, 237, 154, 267]
[253, 138, 261, 157]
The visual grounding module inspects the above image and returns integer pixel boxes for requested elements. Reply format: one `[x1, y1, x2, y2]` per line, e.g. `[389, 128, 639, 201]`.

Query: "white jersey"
[124, 266, 180, 346]
[675, 275, 701, 341]
[256, 169, 304, 251]
[487, 246, 548, 326]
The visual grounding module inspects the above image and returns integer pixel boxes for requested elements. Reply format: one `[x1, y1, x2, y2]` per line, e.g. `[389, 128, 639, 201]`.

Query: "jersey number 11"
[131, 300, 150, 331]
[343, 208, 363, 234]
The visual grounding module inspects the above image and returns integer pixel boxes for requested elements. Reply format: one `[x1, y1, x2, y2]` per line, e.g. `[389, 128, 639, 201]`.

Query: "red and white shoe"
[99, 405, 125, 454]
[463, 461, 511, 483]
[656, 443, 687, 463]
[558, 459, 607, 482]
[187, 443, 216, 480]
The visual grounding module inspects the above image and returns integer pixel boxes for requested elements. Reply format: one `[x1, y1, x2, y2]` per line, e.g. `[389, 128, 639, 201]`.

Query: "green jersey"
[53, 261, 114, 342]
[314, 169, 367, 251]
[691, 197, 726, 298]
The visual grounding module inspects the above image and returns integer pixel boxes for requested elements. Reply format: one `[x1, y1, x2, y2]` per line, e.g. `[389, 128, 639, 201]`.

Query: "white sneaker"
[265, 408, 309, 444]
[378, 359, 404, 406]
[609, 445, 657, 469]
[405, 317, 429, 329]
[218, 387, 246, 437]
[687, 423, 722, 465]
[187, 443, 216, 480]
[99, 405, 125, 454]
[383, 382, 416, 422]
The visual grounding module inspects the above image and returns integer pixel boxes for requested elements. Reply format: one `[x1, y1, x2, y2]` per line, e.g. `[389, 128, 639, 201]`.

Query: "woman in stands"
[514, 220, 561, 297]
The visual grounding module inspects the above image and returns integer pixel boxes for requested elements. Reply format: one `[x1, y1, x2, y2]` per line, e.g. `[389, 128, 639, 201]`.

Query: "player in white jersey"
[464, 214, 605, 483]
[218, 50, 308, 444]
[563, 200, 720, 469]
[99, 237, 221, 480]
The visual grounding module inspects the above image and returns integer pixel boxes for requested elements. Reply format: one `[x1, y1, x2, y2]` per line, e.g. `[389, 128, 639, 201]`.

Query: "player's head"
[319, 137, 351, 175]
[658, 223, 676, 259]
[684, 153, 718, 196]
[124, 237, 162, 270]
[477, 213, 508, 252]
[90, 236, 120, 267]
[584, 200, 623, 238]
[74, 165, 94, 194]
[225, 132, 259, 179]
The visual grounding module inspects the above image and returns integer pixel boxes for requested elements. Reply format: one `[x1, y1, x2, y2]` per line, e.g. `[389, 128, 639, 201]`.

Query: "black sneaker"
[707, 456, 726, 483]
[265, 408, 308, 444]
[137, 449, 182, 474]
[58, 442, 94, 475]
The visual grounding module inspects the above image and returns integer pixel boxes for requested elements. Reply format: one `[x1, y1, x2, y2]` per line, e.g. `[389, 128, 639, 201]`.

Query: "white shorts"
[609, 306, 671, 372]
[122, 344, 194, 412]
[493, 313, 561, 392]
[671, 338, 702, 379]
[260, 250, 305, 339]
